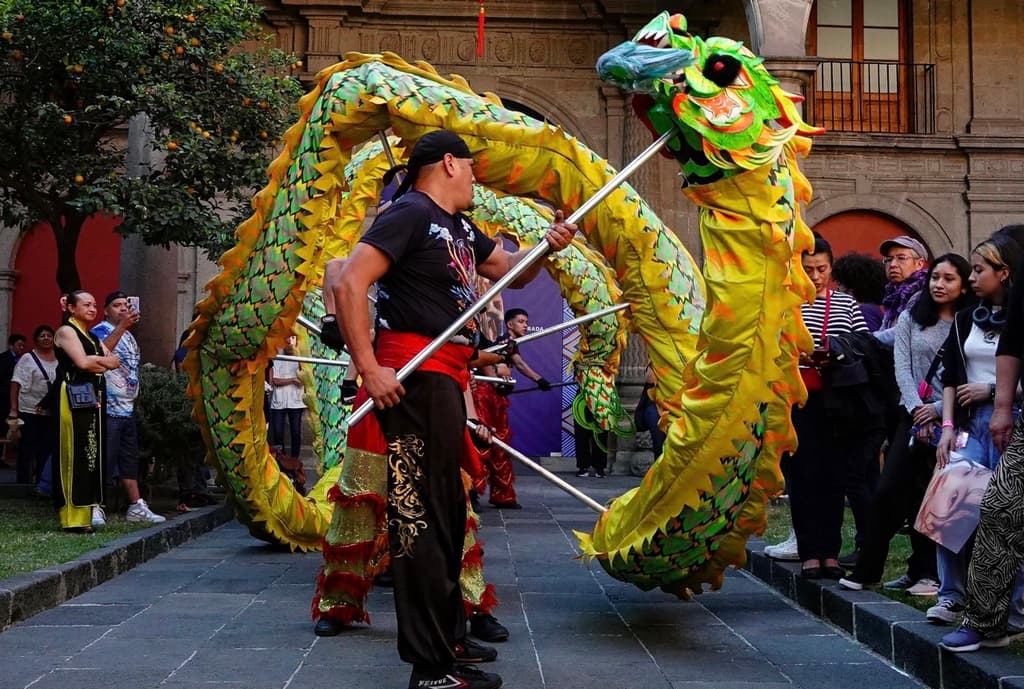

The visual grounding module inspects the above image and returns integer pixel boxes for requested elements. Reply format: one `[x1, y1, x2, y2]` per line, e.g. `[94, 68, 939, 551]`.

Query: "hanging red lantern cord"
[476, 0, 485, 57]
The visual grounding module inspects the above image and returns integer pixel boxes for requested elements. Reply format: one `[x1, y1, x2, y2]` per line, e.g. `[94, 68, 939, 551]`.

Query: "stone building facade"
[3, 0, 1021, 387]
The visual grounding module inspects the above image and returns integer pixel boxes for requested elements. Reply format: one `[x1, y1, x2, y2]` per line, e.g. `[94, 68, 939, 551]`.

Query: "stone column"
[609, 103, 657, 473]
[0, 269, 17, 343]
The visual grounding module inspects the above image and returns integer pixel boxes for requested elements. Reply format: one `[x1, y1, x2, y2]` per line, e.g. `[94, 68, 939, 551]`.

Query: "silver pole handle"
[484, 303, 630, 351]
[468, 420, 607, 514]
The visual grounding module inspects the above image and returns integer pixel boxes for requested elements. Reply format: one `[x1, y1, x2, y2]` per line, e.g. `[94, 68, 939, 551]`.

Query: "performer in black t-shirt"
[329, 130, 575, 689]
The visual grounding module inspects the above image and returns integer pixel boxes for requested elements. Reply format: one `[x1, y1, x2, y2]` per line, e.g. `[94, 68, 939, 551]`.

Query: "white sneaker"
[764, 530, 799, 561]
[907, 577, 940, 597]
[91, 505, 106, 528]
[126, 499, 166, 523]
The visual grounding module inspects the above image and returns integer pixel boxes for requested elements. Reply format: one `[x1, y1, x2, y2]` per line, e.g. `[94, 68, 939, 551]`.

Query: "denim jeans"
[936, 403, 1024, 614]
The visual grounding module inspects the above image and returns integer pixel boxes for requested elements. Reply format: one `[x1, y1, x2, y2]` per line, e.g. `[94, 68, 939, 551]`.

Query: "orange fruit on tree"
[212, 63, 224, 73]
[164, 26, 174, 35]
[2, 32, 11, 41]
[161, 52, 169, 61]
[186, 14, 195, 22]
[242, 96, 251, 106]
[174, 46, 184, 55]
[62, 115, 73, 124]
[259, 130, 268, 139]
[73, 64, 83, 74]
[12, 49, 22, 60]
[189, 38, 200, 47]
[117, 0, 126, 6]
[74, 175, 85, 185]
[167, 141, 178, 151]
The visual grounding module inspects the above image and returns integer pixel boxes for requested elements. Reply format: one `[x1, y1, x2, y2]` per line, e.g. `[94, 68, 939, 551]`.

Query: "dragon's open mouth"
[636, 28, 671, 50]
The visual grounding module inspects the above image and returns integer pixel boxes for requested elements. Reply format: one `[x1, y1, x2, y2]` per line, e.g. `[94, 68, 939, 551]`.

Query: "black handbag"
[67, 382, 98, 410]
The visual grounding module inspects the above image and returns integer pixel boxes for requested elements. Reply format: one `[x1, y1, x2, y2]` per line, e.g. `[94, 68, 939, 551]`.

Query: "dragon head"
[598, 12, 823, 185]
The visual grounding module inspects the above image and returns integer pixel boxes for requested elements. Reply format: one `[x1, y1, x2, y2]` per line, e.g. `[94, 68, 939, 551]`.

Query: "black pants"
[269, 408, 303, 458]
[786, 396, 845, 561]
[16, 412, 55, 484]
[786, 392, 884, 562]
[844, 423, 883, 550]
[574, 410, 607, 472]
[851, 410, 937, 584]
[376, 372, 466, 675]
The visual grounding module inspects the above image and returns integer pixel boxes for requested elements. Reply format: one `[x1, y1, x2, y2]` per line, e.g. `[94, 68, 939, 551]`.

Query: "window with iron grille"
[807, 0, 934, 134]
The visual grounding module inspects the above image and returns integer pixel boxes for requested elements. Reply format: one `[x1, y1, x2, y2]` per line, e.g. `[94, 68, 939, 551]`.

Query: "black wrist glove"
[536, 377, 552, 392]
[319, 314, 346, 352]
[340, 380, 359, 405]
[498, 339, 519, 365]
[496, 382, 514, 397]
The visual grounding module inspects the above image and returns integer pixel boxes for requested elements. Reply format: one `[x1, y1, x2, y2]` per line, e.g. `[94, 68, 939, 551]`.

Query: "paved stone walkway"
[0, 470, 925, 689]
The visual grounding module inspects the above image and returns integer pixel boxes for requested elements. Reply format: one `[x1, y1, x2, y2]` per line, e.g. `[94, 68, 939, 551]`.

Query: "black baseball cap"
[383, 131, 474, 200]
[104, 290, 128, 307]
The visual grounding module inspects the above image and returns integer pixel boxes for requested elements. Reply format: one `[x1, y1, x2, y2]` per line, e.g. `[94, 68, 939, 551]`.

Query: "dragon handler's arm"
[334, 243, 404, 409]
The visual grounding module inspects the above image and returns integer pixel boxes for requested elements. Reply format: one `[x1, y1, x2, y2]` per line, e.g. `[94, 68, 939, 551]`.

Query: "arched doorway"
[11, 215, 122, 339]
[813, 210, 929, 260]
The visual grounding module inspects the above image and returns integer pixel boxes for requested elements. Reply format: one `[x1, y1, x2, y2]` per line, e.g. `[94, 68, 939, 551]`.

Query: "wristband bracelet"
[941, 420, 955, 429]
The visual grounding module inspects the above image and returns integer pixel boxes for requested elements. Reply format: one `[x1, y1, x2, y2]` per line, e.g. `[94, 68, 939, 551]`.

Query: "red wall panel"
[10, 215, 122, 338]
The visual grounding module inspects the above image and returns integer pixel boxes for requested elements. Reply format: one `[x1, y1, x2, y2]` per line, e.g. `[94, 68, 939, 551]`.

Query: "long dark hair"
[909, 253, 973, 327]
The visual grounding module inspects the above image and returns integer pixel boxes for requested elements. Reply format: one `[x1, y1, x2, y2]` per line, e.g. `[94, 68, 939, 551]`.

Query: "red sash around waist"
[346, 330, 475, 456]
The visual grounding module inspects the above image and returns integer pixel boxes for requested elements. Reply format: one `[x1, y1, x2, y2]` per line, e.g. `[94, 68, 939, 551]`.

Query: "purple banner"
[503, 268, 564, 456]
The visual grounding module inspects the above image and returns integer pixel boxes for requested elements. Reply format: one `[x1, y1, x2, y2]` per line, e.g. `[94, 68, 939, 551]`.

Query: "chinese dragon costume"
[183, 11, 820, 615]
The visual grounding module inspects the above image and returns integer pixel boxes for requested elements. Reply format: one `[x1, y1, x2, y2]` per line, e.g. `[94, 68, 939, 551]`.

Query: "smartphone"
[126, 296, 140, 314]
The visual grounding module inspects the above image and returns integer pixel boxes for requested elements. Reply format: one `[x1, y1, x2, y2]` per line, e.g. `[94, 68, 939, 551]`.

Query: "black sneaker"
[575, 469, 589, 477]
[594, 470, 606, 478]
[470, 612, 509, 642]
[838, 548, 860, 568]
[409, 664, 502, 689]
[453, 638, 497, 663]
[313, 617, 345, 637]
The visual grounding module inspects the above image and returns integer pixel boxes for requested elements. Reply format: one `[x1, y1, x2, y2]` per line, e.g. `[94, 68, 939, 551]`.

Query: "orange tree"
[0, 0, 303, 291]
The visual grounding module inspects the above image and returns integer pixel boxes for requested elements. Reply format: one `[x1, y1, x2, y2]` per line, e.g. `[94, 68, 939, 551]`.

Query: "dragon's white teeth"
[654, 29, 667, 41]
[657, 35, 670, 49]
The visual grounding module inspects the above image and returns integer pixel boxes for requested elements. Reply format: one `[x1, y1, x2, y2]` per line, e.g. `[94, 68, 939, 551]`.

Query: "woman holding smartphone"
[786, 235, 869, 579]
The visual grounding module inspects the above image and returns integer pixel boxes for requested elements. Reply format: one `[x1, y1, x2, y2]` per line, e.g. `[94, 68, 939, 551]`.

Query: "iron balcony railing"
[810, 59, 936, 135]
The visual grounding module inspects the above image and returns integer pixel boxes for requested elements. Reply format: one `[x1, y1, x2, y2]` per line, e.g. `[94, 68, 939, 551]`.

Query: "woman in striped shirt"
[787, 235, 869, 579]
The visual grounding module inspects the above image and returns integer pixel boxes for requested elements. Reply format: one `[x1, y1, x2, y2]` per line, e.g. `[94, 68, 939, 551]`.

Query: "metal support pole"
[468, 420, 607, 514]
[346, 129, 675, 428]
[377, 130, 398, 167]
[472, 375, 517, 385]
[297, 315, 323, 336]
[483, 303, 630, 352]
[274, 353, 350, 367]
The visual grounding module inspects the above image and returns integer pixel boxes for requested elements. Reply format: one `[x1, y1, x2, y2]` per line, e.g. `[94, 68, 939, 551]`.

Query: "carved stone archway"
[806, 193, 954, 256]
[493, 77, 594, 150]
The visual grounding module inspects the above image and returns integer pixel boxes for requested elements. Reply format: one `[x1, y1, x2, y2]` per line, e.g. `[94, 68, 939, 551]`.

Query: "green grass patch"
[765, 501, 931, 613]
[764, 500, 1024, 655]
[0, 496, 156, 580]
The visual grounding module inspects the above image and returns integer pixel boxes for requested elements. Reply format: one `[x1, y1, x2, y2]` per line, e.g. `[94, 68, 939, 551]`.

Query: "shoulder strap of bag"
[923, 347, 944, 386]
[821, 290, 832, 350]
[29, 352, 50, 382]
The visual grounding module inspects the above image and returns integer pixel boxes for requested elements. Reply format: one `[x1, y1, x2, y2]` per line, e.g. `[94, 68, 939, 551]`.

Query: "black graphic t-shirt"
[360, 191, 497, 341]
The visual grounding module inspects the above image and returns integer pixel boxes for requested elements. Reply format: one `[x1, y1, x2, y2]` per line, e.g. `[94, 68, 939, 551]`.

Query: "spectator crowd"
[764, 225, 1024, 654]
